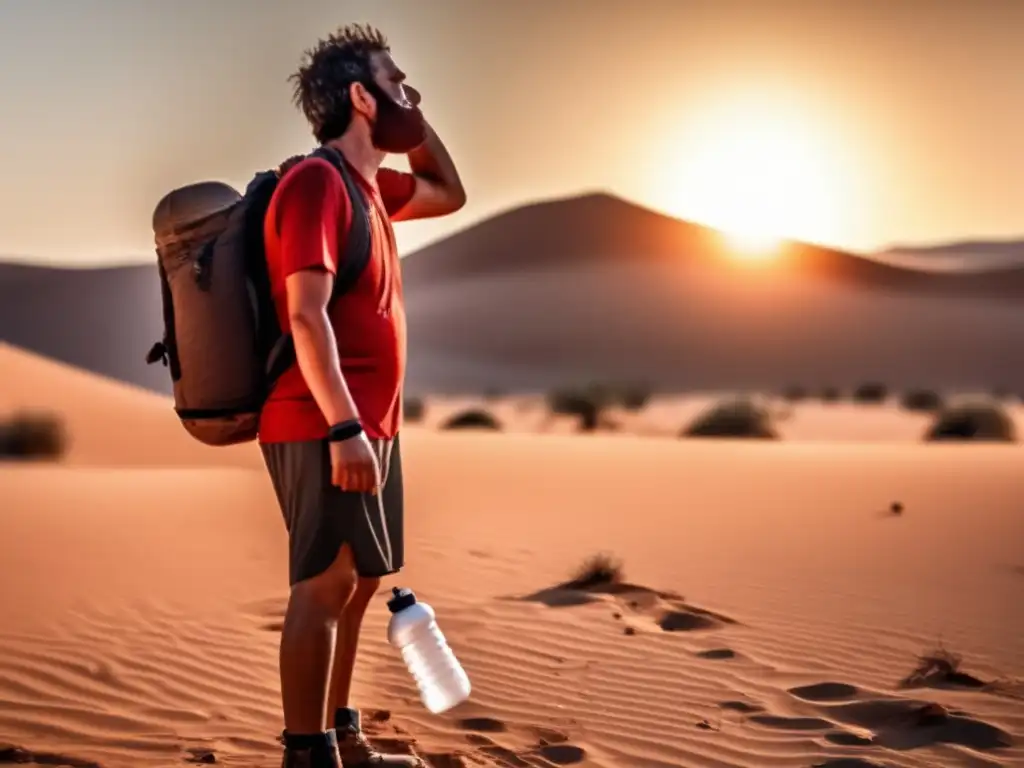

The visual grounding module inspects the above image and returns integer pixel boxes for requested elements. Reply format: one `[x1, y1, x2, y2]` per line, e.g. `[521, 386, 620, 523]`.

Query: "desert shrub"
[546, 383, 651, 431]
[682, 398, 778, 439]
[820, 386, 842, 403]
[402, 397, 425, 423]
[547, 386, 607, 432]
[781, 385, 808, 402]
[853, 382, 888, 404]
[924, 401, 1015, 442]
[615, 384, 652, 411]
[898, 646, 986, 689]
[441, 409, 501, 431]
[900, 389, 943, 412]
[0, 411, 67, 460]
[564, 552, 624, 590]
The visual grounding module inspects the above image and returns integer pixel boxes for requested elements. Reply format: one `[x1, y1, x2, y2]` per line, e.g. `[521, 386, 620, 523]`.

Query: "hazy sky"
[0, 0, 1021, 266]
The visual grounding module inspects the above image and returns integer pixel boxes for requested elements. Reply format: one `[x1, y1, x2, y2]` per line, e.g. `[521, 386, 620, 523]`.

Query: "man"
[258, 24, 466, 768]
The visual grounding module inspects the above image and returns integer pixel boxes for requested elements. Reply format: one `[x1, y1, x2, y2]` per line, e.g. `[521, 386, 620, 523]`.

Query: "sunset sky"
[0, 0, 1020, 266]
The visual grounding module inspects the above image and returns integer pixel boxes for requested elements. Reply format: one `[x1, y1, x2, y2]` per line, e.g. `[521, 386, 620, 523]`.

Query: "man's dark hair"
[289, 24, 390, 144]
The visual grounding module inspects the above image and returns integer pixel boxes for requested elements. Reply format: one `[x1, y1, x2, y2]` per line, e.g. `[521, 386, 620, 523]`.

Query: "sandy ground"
[1, 343, 1022, 768]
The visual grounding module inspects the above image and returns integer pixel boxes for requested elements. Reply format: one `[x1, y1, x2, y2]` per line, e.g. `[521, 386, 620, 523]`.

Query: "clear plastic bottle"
[386, 587, 471, 714]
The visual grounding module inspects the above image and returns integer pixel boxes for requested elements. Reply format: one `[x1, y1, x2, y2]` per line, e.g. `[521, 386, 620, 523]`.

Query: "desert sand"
[1, 342, 1022, 768]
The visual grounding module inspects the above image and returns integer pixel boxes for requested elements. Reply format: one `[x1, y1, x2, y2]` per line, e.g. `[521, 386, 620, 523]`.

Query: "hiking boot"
[335, 724, 423, 767]
[281, 730, 341, 768]
[332, 709, 422, 768]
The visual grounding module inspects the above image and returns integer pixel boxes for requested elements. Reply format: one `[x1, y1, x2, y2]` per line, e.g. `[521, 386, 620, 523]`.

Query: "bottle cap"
[387, 586, 417, 613]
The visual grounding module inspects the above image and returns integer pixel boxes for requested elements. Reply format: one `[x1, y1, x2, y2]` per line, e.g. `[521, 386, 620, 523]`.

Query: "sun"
[660, 95, 851, 259]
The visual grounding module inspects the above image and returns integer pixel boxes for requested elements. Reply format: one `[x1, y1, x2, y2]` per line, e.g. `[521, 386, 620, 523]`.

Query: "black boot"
[281, 730, 341, 768]
[333, 709, 423, 767]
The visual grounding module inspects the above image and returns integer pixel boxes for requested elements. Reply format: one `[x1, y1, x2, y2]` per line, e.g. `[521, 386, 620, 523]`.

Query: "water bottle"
[386, 587, 471, 714]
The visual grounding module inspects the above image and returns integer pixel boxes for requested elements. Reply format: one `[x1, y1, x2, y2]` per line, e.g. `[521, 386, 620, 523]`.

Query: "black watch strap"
[327, 419, 363, 442]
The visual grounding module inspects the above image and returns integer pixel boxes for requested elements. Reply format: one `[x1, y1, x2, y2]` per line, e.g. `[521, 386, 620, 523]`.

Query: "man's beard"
[367, 83, 426, 154]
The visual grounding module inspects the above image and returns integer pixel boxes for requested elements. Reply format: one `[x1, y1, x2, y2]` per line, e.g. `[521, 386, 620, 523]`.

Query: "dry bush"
[547, 383, 651, 430]
[853, 382, 888, 404]
[781, 385, 808, 402]
[899, 646, 986, 690]
[616, 385, 652, 411]
[682, 398, 778, 439]
[925, 400, 1015, 442]
[900, 388, 944, 412]
[0, 411, 67, 460]
[441, 409, 501, 431]
[547, 385, 609, 432]
[564, 553, 624, 590]
[402, 396, 425, 423]
[820, 386, 842, 403]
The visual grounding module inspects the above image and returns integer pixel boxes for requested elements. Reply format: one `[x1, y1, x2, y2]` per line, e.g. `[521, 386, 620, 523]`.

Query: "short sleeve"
[376, 168, 417, 218]
[276, 158, 350, 278]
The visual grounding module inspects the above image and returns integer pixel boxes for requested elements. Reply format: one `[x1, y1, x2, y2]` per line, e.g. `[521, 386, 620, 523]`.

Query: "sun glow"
[660, 95, 853, 260]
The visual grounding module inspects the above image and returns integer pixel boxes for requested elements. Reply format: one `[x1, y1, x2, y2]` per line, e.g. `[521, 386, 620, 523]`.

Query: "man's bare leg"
[328, 576, 379, 718]
[280, 545, 357, 750]
[328, 576, 421, 765]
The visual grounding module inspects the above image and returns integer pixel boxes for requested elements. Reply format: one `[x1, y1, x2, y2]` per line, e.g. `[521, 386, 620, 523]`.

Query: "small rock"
[624, 626, 636, 636]
[890, 501, 904, 514]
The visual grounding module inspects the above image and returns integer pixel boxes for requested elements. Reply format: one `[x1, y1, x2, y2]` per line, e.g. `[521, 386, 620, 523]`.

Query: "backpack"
[146, 146, 371, 447]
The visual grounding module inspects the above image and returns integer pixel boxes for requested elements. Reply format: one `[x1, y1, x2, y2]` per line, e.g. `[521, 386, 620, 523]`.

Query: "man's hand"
[330, 433, 381, 494]
[391, 87, 466, 222]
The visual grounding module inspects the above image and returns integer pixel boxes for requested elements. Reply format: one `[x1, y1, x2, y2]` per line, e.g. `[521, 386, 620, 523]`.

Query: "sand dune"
[404, 261, 1024, 394]
[0, 342, 252, 467]
[4, 195, 1024, 397]
[877, 239, 1024, 272]
[1, 350, 1022, 767]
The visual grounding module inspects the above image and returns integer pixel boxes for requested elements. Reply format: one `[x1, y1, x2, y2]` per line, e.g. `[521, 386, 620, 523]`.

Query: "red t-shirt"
[258, 156, 416, 443]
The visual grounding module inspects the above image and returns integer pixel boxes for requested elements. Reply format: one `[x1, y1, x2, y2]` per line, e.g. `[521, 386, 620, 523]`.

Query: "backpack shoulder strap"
[310, 146, 372, 304]
[261, 147, 373, 388]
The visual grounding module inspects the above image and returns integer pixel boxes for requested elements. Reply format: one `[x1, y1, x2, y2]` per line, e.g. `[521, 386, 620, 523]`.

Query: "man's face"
[351, 48, 426, 153]
[370, 51, 414, 109]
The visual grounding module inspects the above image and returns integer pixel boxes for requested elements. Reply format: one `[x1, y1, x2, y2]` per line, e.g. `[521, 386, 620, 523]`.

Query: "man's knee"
[291, 544, 359, 613]
[352, 575, 380, 607]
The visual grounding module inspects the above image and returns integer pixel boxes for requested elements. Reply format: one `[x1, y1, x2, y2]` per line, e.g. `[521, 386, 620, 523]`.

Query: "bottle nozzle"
[386, 586, 417, 613]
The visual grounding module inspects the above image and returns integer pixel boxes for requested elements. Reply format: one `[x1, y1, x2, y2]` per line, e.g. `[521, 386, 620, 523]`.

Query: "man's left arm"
[389, 122, 466, 222]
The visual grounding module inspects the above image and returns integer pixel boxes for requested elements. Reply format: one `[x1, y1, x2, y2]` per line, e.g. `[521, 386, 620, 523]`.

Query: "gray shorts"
[261, 434, 405, 584]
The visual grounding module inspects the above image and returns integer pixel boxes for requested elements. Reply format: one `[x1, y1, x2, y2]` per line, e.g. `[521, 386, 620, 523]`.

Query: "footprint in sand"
[456, 716, 507, 733]
[536, 743, 586, 764]
[0, 744, 100, 768]
[748, 713, 834, 731]
[788, 682, 861, 702]
[719, 700, 766, 714]
[829, 697, 1013, 752]
[696, 648, 737, 660]
[516, 579, 737, 634]
[452, 716, 587, 766]
[824, 730, 873, 747]
[777, 681, 1015, 755]
[184, 746, 218, 764]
